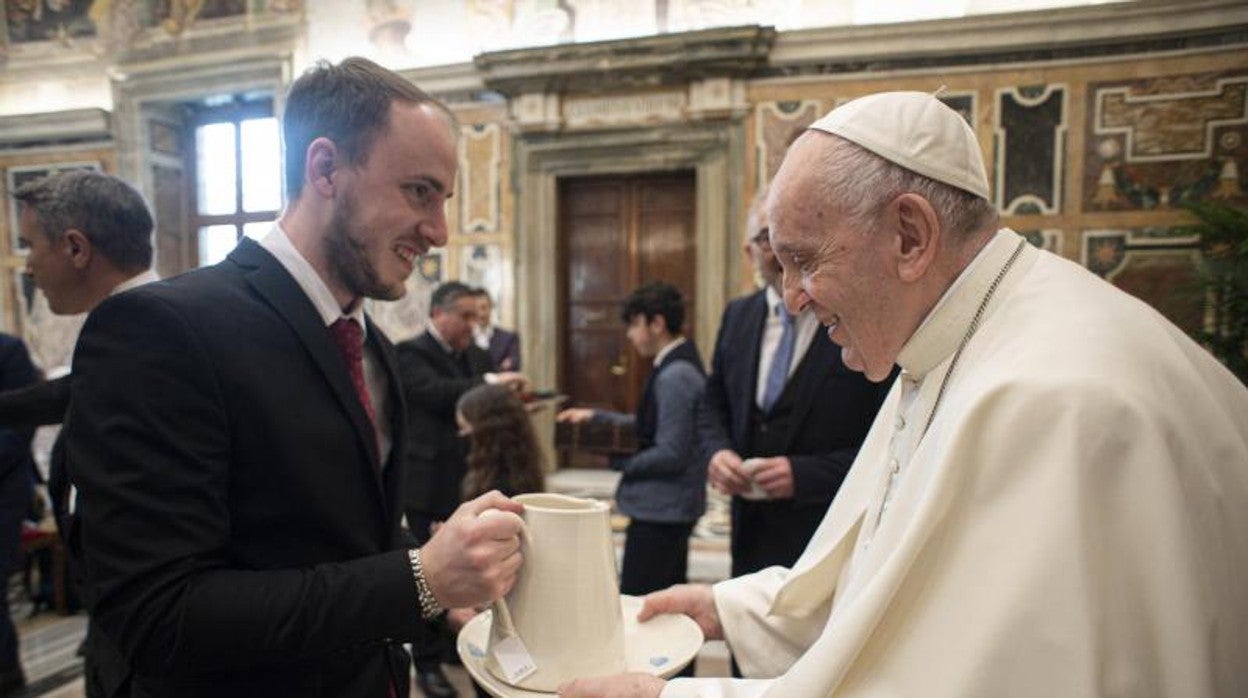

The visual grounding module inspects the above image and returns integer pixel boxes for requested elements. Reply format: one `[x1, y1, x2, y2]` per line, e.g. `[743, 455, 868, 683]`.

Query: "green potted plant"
[1180, 201, 1248, 385]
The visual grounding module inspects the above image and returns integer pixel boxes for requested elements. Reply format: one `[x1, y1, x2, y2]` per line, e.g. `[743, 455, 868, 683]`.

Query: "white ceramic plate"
[457, 595, 704, 697]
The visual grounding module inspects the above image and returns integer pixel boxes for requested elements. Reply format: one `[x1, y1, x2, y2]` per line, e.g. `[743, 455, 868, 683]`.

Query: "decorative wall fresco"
[995, 85, 1066, 215]
[5, 0, 96, 44]
[8, 0, 297, 54]
[459, 122, 501, 234]
[1086, 72, 1248, 211]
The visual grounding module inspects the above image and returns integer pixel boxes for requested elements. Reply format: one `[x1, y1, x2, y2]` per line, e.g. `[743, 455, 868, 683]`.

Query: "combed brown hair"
[457, 384, 545, 500]
[282, 56, 456, 199]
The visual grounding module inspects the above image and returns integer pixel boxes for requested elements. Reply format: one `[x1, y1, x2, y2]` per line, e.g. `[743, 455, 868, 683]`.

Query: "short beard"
[325, 191, 404, 302]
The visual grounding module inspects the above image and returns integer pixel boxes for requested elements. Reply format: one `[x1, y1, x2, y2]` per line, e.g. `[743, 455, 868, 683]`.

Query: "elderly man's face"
[767, 135, 897, 382]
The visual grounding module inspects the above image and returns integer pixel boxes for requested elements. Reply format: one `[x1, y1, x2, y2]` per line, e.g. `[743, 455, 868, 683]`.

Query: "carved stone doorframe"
[513, 121, 746, 395]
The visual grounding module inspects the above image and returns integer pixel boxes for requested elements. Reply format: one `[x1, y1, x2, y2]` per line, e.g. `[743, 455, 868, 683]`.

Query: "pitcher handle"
[478, 509, 529, 638]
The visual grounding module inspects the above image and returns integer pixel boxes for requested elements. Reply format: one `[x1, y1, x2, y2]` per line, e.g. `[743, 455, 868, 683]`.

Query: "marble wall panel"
[1082, 228, 1203, 333]
[995, 85, 1066, 215]
[1086, 72, 1248, 211]
[459, 122, 502, 234]
[754, 99, 820, 190]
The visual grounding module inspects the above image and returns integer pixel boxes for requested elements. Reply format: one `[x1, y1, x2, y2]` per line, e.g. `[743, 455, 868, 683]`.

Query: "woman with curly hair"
[456, 383, 546, 500]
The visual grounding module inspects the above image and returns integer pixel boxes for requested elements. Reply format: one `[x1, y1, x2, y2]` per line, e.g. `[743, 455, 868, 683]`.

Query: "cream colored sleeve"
[657, 566, 831, 697]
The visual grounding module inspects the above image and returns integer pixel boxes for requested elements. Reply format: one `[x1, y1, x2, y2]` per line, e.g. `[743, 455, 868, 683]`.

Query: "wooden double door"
[558, 171, 697, 465]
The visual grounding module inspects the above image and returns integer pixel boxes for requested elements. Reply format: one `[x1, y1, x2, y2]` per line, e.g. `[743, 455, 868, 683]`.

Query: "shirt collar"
[259, 223, 367, 336]
[895, 228, 1026, 378]
[653, 336, 686, 367]
[110, 269, 159, 296]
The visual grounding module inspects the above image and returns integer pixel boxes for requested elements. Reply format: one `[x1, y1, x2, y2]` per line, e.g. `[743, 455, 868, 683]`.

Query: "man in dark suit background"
[64, 57, 525, 697]
[0, 333, 39, 696]
[397, 280, 528, 696]
[5, 170, 159, 697]
[472, 287, 521, 371]
[8, 171, 159, 537]
[698, 188, 893, 586]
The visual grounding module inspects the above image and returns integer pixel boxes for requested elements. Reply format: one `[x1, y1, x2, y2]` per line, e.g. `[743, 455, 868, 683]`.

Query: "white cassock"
[664, 229, 1248, 698]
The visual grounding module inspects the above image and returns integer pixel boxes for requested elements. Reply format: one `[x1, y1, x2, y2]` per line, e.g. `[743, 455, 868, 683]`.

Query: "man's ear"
[892, 193, 942, 283]
[305, 137, 339, 198]
[63, 229, 91, 270]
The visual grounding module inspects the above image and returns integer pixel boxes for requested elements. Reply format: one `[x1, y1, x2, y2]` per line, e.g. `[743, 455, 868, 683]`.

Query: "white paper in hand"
[492, 634, 537, 684]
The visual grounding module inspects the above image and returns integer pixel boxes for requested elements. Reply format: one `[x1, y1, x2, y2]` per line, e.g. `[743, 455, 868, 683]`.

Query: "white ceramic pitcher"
[484, 493, 626, 691]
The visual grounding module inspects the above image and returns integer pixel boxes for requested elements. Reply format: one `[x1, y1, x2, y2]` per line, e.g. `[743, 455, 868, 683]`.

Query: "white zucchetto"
[808, 91, 991, 200]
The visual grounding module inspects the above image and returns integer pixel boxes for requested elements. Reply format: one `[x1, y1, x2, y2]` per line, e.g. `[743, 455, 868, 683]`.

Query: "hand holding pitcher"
[421, 490, 525, 609]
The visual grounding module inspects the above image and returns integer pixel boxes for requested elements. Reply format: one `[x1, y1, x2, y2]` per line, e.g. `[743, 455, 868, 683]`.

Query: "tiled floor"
[10, 470, 733, 697]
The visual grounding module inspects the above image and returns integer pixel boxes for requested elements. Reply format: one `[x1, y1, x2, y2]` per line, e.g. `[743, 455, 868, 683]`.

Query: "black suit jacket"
[0, 373, 69, 428]
[0, 374, 73, 526]
[65, 238, 418, 697]
[0, 333, 39, 564]
[397, 332, 494, 521]
[698, 290, 892, 572]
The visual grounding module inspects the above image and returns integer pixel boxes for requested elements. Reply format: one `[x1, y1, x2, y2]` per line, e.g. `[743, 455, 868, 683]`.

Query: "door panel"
[558, 171, 696, 468]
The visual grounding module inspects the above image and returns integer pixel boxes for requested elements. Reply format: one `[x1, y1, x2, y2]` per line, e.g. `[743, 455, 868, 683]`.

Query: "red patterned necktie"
[329, 317, 377, 428]
[330, 318, 394, 697]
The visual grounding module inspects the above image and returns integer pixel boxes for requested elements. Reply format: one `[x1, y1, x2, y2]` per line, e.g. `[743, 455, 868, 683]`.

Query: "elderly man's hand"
[419, 491, 524, 609]
[558, 673, 665, 698]
[638, 584, 722, 641]
[707, 449, 750, 496]
[749, 456, 794, 499]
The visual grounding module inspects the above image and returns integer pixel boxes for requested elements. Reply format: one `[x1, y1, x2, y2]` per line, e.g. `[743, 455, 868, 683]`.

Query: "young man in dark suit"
[558, 282, 707, 646]
[698, 190, 893, 583]
[64, 57, 525, 697]
[396, 280, 528, 696]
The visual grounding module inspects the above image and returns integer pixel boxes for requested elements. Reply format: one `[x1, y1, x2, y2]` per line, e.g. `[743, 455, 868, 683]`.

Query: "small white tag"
[492, 635, 537, 684]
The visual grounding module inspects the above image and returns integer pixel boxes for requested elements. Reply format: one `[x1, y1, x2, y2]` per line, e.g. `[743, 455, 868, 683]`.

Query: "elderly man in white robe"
[558, 91, 1248, 698]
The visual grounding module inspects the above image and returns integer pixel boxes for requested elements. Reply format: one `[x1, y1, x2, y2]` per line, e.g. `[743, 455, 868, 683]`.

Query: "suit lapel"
[232, 240, 384, 488]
